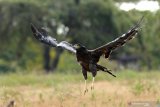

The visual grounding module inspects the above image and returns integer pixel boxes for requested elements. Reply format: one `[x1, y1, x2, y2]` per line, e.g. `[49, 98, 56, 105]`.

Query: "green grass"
[0, 72, 80, 87]
[0, 70, 159, 87]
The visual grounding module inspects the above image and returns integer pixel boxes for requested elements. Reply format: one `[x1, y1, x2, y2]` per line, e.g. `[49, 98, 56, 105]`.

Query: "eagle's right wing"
[31, 24, 76, 53]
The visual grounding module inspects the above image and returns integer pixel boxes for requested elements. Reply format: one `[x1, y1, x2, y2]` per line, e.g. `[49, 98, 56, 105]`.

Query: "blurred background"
[0, 0, 160, 73]
[0, 0, 160, 106]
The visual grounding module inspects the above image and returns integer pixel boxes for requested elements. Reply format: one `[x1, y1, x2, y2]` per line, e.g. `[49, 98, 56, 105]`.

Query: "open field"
[0, 70, 160, 107]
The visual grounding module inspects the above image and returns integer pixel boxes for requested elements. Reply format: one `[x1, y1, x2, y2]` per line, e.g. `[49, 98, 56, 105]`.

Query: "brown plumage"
[31, 16, 143, 94]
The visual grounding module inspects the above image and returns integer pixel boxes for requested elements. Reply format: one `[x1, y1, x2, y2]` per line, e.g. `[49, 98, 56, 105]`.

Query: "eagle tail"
[97, 64, 116, 77]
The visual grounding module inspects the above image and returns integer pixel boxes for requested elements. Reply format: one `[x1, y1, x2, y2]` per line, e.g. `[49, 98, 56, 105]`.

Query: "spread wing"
[89, 16, 144, 62]
[31, 24, 76, 53]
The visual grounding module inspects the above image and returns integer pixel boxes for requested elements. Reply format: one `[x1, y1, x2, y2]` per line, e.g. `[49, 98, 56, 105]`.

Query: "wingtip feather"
[30, 23, 37, 33]
[133, 15, 145, 30]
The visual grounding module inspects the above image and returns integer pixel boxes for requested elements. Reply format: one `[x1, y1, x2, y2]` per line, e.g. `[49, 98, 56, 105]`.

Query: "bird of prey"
[31, 17, 143, 94]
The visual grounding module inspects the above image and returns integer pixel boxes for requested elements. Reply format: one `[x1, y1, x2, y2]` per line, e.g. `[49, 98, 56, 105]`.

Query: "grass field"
[0, 70, 160, 107]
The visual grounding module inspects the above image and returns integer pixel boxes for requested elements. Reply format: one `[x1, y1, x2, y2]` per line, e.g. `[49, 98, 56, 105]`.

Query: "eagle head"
[73, 44, 86, 50]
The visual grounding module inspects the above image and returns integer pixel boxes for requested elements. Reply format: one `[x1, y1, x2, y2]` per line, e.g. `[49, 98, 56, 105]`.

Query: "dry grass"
[0, 71, 160, 107]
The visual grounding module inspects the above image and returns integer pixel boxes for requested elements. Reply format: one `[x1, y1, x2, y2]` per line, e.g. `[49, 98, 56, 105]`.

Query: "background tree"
[0, 0, 160, 72]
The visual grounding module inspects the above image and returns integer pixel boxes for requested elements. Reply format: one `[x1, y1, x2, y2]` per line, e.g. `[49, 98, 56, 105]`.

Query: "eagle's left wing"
[31, 24, 76, 53]
[89, 16, 144, 60]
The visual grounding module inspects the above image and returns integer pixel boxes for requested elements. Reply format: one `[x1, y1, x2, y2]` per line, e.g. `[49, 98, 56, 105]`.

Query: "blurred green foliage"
[0, 0, 160, 72]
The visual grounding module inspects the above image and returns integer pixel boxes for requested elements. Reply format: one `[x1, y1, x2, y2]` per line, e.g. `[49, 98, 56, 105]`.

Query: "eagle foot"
[84, 88, 88, 95]
[91, 85, 94, 90]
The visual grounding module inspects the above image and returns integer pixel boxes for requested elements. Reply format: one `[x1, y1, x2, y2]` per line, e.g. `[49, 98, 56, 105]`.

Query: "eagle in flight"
[31, 16, 143, 94]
